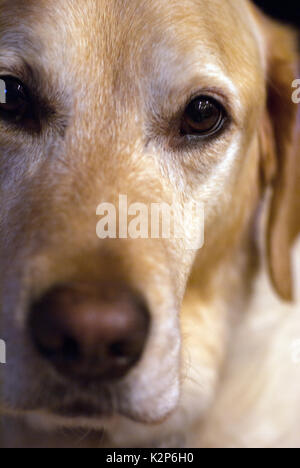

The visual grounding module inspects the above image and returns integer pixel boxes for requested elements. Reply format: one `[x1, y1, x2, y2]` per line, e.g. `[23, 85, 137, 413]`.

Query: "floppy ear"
[258, 15, 300, 301]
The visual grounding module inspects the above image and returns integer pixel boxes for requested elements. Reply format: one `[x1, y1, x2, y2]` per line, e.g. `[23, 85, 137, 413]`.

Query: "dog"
[0, 0, 299, 448]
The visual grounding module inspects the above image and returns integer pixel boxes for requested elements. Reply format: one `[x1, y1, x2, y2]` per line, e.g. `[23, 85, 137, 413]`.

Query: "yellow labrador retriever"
[0, 0, 299, 448]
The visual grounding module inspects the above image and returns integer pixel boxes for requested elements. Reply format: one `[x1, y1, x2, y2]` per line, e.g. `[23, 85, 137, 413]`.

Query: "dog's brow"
[202, 65, 240, 101]
[162, 65, 241, 124]
[0, 26, 43, 81]
[0, 22, 42, 55]
[0, 52, 32, 80]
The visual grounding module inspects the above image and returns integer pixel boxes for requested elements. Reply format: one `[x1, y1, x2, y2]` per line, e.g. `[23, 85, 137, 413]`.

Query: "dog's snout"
[28, 283, 150, 382]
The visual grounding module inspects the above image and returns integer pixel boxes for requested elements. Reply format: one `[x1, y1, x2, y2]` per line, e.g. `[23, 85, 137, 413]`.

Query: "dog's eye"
[0, 76, 31, 123]
[181, 96, 225, 137]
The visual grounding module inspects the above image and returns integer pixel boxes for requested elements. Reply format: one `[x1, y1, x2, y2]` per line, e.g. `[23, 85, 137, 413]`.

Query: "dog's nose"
[28, 283, 150, 382]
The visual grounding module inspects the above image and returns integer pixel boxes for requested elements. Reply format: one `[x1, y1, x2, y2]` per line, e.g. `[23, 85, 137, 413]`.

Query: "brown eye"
[181, 96, 225, 137]
[0, 76, 30, 123]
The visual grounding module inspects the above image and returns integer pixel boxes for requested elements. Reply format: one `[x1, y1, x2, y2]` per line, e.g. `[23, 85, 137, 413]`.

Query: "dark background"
[254, 0, 300, 28]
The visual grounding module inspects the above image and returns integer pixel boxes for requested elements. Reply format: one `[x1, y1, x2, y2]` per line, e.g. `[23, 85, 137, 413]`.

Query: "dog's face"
[0, 0, 298, 441]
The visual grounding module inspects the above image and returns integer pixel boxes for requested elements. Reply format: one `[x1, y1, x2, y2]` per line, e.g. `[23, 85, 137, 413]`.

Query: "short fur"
[0, 0, 299, 448]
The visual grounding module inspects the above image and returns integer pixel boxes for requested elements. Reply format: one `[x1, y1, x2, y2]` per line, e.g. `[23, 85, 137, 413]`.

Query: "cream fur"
[0, 0, 299, 448]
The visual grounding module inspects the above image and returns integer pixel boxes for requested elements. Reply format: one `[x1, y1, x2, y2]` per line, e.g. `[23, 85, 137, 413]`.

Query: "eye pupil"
[181, 96, 224, 136]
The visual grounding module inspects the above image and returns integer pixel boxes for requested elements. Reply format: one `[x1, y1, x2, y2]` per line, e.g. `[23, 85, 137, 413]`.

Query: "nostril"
[110, 341, 128, 358]
[61, 336, 81, 362]
[34, 333, 80, 363]
[109, 341, 137, 365]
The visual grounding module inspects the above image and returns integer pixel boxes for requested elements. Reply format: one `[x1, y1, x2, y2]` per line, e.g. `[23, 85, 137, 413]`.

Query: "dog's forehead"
[0, 0, 262, 78]
[0, 0, 264, 128]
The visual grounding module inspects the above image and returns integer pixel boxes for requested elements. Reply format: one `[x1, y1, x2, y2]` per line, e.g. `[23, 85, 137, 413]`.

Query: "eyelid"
[0, 57, 35, 88]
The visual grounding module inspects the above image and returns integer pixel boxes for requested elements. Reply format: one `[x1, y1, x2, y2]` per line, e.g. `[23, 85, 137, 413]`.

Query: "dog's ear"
[258, 14, 299, 301]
